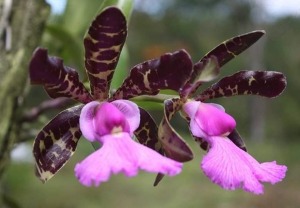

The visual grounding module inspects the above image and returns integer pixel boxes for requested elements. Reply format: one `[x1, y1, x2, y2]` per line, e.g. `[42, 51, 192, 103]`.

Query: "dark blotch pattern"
[112, 50, 193, 100]
[84, 7, 127, 100]
[30, 48, 93, 104]
[197, 70, 287, 101]
[33, 105, 83, 182]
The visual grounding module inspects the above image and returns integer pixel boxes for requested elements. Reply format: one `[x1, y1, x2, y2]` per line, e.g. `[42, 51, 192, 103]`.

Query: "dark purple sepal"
[158, 98, 193, 162]
[154, 98, 193, 186]
[33, 105, 83, 183]
[134, 107, 163, 154]
[29, 48, 93, 104]
[84, 7, 127, 100]
[180, 56, 219, 98]
[196, 30, 265, 68]
[196, 70, 287, 101]
[228, 129, 247, 152]
[112, 50, 193, 100]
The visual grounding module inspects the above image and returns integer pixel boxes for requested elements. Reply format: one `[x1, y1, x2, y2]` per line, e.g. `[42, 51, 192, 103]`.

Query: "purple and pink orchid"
[29, 6, 287, 195]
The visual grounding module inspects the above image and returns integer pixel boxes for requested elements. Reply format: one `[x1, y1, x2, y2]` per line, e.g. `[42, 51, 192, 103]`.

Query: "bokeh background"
[1, 0, 300, 207]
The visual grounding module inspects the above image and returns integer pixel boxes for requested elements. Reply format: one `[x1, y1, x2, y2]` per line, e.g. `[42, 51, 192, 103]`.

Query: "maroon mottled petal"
[195, 30, 265, 69]
[112, 50, 193, 100]
[29, 48, 93, 104]
[134, 107, 163, 154]
[196, 71, 287, 101]
[181, 31, 264, 99]
[84, 7, 127, 100]
[33, 105, 83, 183]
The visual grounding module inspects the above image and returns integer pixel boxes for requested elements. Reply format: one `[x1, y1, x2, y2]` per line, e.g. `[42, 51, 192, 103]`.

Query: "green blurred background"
[2, 0, 300, 207]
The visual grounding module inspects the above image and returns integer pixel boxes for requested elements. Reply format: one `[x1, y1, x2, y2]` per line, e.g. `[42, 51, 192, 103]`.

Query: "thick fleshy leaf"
[84, 7, 127, 100]
[158, 98, 193, 162]
[180, 56, 219, 98]
[134, 107, 163, 153]
[196, 71, 287, 101]
[33, 105, 83, 183]
[29, 48, 93, 104]
[111, 50, 193, 100]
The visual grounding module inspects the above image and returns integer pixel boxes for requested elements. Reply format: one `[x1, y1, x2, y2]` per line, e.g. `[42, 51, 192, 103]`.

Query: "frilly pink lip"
[75, 100, 182, 187]
[201, 136, 287, 194]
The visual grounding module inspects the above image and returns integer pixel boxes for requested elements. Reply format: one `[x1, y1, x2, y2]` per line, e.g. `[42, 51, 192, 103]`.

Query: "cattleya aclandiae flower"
[29, 6, 194, 185]
[154, 31, 288, 195]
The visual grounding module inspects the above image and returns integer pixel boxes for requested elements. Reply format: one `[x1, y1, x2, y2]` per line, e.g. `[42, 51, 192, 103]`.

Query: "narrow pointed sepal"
[84, 7, 127, 100]
[196, 71, 287, 101]
[29, 48, 93, 104]
[112, 50, 193, 100]
[33, 105, 83, 183]
[196, 30, 265, 68]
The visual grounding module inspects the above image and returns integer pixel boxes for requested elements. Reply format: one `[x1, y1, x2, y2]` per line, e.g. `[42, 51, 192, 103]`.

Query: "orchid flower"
[154, 31, 288, 195]
[29, 7, 193, 184]
[75, 100, 181, 186]
[183, 100, 287, 194]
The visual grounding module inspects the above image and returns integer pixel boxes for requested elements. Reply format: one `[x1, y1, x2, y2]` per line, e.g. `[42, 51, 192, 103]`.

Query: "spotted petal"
[112, 50, 193, 100]
[134, 107, 163, 153]
[33, 105, 83, 182]
[196, 71, 287, 101]
[84, 7, 127, 100]
[195, 30, 265, 68]
[29, 48, 93, 104]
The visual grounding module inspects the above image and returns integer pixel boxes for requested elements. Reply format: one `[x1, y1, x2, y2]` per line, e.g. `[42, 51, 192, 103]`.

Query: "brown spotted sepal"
[158, 98, 193, 162]
[196, 30, 265, 68]
[112, 50, 193, 100]
[84, 7, 127, 100]
[33, 105, 83, 183]
[154, 98, 193, 186]
[196, 71, 287, 101]
[29, 48, 93, 104]
[134, 107, 163, 154]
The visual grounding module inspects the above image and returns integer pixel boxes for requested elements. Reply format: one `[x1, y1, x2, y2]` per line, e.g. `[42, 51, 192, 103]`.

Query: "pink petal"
[111, 100, 140, 135]
[201, 136, 287, 194]
[94, 102, 130, 137]
[183, 101, 236, 138]
[75, 133, 182, 187]
[79, 101, 100, 142]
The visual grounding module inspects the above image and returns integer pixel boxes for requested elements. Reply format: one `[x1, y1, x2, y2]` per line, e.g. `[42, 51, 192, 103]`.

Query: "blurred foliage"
[6, 0, 300, 207]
